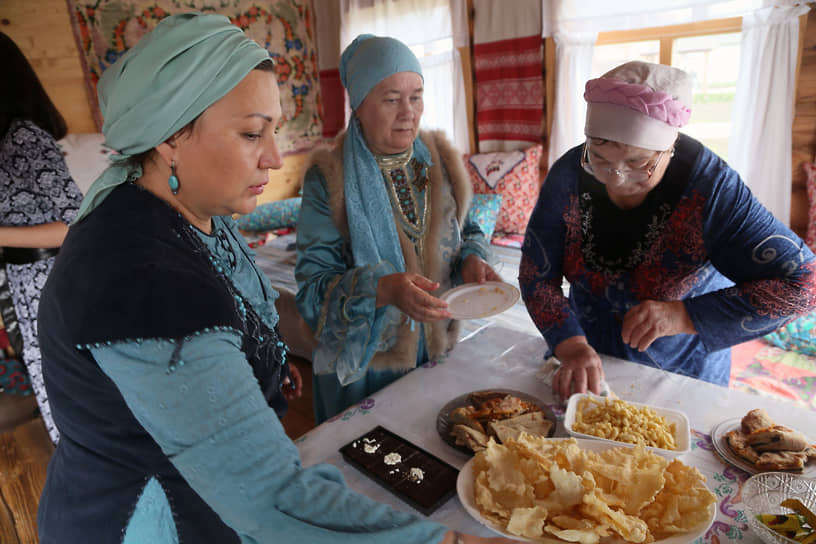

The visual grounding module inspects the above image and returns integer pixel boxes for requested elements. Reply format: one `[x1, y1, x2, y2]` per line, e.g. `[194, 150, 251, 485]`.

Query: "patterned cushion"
[763, 311, 816, 356]
[467, 194, 503, 240]
[464, 144, 542, 235]
[236, 197, 302, 232]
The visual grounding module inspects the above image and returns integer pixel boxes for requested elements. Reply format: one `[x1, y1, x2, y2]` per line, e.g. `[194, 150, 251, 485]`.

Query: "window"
[407, 37, 457, 139]
[672, 33, 741, 158]
[594, 18, 742, 158]
[592, 40, 659, 74]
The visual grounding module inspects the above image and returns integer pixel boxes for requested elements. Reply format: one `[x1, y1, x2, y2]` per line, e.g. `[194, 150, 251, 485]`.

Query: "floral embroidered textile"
[65, 0, 323, 152]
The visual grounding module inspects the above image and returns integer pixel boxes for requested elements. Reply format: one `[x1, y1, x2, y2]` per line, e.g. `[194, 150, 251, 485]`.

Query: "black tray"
[339, 425, 459, 516]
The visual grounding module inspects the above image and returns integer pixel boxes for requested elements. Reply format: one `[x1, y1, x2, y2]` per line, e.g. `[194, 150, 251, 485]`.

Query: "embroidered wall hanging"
[65, 0, 324, 153]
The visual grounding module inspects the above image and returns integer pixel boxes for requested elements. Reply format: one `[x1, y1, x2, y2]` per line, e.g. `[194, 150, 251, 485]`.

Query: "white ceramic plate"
[710, 418, 816, 477]
[563, 393, 690, 458]
[457, 438, 716, 543]
[440, 281, 520, 320]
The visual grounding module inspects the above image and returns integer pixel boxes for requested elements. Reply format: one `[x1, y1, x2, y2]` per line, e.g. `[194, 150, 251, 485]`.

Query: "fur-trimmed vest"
[307, 129, 473, 372]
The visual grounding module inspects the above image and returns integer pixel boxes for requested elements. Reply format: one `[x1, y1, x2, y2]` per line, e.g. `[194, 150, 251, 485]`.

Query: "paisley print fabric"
[0, 119, 83, 442]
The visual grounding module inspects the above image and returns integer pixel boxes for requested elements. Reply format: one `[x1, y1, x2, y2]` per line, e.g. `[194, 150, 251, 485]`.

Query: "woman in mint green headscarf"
[296, 35, 499, 423]
[36, 13, 509, 544]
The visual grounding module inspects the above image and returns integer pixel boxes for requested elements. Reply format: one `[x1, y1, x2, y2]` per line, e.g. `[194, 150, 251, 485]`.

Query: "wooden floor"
[0, 417, 53, 544]
[0, 356, 316, 543]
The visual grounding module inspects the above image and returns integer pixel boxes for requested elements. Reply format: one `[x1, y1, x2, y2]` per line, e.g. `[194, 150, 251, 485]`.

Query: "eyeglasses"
[580, 142, 671, 184]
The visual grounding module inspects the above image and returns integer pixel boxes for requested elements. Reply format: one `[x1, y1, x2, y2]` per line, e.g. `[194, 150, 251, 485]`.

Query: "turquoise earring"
[168, 160, 180, 195]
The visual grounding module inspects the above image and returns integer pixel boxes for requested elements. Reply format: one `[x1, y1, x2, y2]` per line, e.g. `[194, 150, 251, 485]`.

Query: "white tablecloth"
[296, 324, 816, 541]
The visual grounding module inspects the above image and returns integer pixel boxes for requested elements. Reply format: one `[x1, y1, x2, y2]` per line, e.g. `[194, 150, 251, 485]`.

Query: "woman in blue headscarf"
[37, 14, 509, 544]
[296, 35, 499, 422]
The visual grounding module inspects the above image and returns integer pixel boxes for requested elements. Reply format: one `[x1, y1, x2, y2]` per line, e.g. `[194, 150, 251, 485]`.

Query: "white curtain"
[543, 0, 763, 167]
[728, 4, 809, 225]
[549, 31, 596, 168]
[339, 0, 471, 152]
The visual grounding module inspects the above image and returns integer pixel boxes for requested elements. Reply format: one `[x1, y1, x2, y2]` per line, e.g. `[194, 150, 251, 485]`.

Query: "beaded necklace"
[167, 197, 289, 392]
[376, 149, 430, 239]
[375, 148, 430, 270]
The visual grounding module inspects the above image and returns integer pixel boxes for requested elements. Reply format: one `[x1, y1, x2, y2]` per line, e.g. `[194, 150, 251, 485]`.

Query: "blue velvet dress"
[520, 134, 816, 386]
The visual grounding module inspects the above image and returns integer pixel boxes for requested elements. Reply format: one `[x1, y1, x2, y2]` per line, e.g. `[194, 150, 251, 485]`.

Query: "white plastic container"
[563, 393, 691, 458]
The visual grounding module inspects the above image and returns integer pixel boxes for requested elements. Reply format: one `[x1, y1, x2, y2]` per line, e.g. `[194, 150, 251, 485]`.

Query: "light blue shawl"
[339, 34, 430, 271]
[74, 12, 270, 223]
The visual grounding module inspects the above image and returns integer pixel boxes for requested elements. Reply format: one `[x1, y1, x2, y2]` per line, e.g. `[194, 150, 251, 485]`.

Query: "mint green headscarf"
[73, 12, 271, 223]
[339, 34, 429, 272]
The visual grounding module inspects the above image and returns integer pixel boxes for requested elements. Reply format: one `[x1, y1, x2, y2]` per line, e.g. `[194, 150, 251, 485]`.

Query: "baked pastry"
[744, 425, 809, 452]
[740, 408, 775, 434]
[487, 411, 553, 443]
[725, 429, 759, 463]
[467, 390, 508, 406]
[470, 395, 534, 420]
[755, 450, 808, 472]
[449, 406, 485, 434]
[450, 424, 489, 452]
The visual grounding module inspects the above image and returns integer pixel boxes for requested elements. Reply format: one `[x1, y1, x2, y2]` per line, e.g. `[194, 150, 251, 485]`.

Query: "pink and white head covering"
[584, 61, 692, 151]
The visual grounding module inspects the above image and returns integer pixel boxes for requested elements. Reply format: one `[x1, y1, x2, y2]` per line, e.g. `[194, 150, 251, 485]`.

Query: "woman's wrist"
[554, 335, 591, 359]
[441, 530, 465, 544]
[375, 273, 394, 308]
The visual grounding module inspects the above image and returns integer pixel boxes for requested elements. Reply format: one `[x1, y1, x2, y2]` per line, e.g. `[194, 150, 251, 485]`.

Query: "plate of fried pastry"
[436, 389, 556, 454]
[711, 408, 816, 476]
[458, 435, 717, 543]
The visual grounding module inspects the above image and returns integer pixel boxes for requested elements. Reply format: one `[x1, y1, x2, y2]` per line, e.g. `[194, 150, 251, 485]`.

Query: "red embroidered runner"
[474, 35, 544, 150]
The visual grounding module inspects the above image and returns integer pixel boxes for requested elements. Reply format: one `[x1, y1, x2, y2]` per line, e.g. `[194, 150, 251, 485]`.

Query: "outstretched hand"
[377, 272, 452, 322]
[621, 300, 696, 351]
[461, 254, 502, 284]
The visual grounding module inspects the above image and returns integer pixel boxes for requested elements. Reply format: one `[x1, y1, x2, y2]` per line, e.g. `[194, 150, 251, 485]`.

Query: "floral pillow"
[763, 311, 816, 356]
[236, 197, 302, 232]
[464, 144, 543, 235]
[467, 194, 503, 240]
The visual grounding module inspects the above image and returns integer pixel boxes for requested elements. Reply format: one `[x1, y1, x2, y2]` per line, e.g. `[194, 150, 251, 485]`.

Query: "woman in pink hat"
[520, 60, 816, 400]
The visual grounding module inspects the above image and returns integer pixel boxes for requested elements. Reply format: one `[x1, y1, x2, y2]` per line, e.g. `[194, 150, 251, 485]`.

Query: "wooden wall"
[2, 0, 97, 133]
[792, 8, 816, 239]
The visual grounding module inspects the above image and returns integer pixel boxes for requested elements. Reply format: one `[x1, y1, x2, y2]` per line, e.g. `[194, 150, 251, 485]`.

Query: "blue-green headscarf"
[73, 12, 271, 223]
[339, 34, 430, 272]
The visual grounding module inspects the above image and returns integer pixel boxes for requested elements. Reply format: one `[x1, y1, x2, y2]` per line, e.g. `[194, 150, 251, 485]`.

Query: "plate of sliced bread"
[711, 408, 816, 475]
[436, 389, 556, 455]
